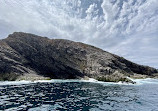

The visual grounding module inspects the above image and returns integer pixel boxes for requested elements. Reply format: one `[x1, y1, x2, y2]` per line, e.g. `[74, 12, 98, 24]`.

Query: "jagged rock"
[0, 32, 157, 82]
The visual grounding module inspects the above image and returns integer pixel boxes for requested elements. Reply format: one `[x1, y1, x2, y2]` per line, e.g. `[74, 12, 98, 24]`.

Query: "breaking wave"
[0, 78, 158, 86]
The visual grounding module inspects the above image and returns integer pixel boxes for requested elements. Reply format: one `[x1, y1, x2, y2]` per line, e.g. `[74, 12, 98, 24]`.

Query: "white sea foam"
[0, 78, 158, 86]
[0, 80, 32, 86]
[132, 78, 158, 85]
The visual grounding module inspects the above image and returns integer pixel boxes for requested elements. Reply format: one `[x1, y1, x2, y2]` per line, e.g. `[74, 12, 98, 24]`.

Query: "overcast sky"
[0, 0, 158, 68]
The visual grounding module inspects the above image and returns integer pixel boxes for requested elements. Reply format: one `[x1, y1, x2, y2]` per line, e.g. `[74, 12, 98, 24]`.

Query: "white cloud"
[109, 32, 158, 68]
[0, 0, 158, 68]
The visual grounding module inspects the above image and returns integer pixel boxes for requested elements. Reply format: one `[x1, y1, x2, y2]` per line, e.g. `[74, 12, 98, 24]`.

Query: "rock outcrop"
[0, 32, 157, 82]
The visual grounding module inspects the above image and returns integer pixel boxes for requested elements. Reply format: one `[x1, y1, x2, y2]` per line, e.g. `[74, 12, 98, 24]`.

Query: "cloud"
[109, 32, 158, 68]
[0, 0, 158, 68]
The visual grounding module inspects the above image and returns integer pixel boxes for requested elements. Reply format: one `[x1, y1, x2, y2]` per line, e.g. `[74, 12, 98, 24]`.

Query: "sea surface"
[0, 78, 158, 111]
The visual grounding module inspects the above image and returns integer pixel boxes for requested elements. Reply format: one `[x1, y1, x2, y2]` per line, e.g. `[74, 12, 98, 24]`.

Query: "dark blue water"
[0, 79, 158, 111]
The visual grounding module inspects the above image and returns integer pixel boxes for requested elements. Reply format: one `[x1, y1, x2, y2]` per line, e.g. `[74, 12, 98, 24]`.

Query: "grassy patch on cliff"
[0, 73, 19, 81]
[96, 76, 135, 84]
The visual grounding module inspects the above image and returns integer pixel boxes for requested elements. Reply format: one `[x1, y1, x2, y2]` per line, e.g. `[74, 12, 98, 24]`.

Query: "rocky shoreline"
[0, 72, 157, 84]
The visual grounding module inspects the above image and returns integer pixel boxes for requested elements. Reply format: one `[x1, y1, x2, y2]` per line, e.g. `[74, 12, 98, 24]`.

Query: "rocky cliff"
[0, 32, 157, 82]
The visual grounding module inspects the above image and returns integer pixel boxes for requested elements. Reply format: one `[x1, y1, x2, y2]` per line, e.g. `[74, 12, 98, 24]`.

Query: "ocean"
[0, 79, 158, 111]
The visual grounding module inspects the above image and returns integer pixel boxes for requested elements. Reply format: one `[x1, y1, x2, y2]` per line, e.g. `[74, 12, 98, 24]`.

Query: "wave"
[0, 80, 32, 86]
[132, 78, 158, 85]
[0, 78, 158, 86]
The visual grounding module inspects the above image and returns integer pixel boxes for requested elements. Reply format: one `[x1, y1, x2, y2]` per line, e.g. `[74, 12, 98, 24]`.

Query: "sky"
[0, 0, 158, 68]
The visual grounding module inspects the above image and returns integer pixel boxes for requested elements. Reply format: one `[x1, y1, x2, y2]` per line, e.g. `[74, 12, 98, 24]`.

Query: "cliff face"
[0, 32, 157, 81]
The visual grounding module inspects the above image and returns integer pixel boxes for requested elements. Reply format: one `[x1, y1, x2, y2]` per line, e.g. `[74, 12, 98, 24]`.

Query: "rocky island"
[0, 32, 157, 83]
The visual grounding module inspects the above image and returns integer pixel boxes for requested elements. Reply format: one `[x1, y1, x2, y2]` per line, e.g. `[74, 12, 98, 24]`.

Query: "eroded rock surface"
[0, 32, 157, 82]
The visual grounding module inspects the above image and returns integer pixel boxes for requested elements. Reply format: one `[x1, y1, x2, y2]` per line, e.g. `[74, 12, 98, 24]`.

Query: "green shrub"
[96, 76, 134, 83]
[0, 73, 19, 81]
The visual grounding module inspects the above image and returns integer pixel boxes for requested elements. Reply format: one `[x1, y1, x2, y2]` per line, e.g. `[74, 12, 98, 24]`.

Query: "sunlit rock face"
[0, 32, 157, 81]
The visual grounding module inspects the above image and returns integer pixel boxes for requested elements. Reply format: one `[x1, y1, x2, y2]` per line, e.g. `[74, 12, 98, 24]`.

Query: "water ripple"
[0, 81, 158, 111]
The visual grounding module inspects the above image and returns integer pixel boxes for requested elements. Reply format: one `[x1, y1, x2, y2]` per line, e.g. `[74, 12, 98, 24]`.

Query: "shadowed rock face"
[0, 32, 157, 81]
